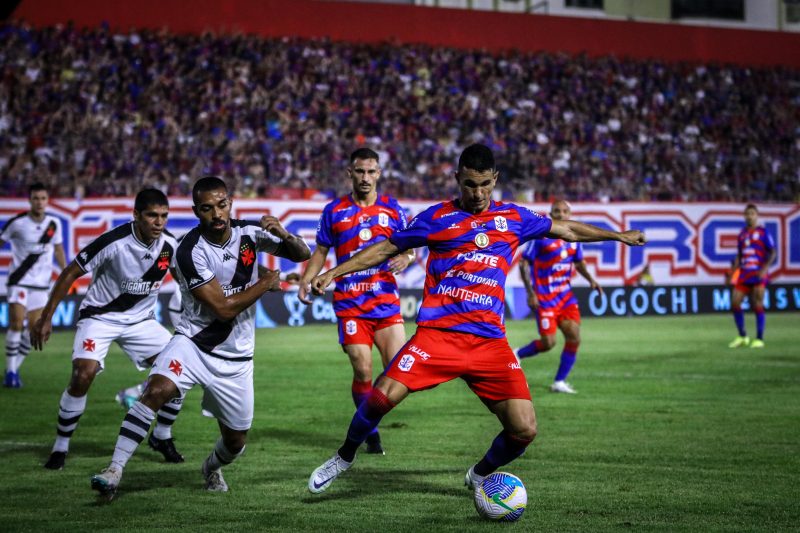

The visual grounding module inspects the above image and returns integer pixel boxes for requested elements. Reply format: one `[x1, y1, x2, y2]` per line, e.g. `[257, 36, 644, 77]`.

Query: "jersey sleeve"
[518, 207, 552, 243]
[253, 227, 282, 254]
[177, 244, 215, 291]
[51, 217, 63, 245]
[0, 218, 13, 242]
[315, 203, 334, 248]
[395, 201, 409, 231]
[574, 242, 584, 262]
[389, 209, 432, 250]
[763, 229, 776, 253]
[75, 238, 112, 274]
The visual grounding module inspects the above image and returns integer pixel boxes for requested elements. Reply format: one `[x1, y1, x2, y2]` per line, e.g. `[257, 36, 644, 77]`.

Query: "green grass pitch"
[1, 314, 798, 532]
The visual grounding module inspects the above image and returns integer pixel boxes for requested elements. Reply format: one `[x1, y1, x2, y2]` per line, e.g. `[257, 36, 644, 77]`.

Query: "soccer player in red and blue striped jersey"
[729, 204, 776, 349]
[307, 144, 646, 495]
[299, 148, 415, 455]
[516, 200, 602, 394]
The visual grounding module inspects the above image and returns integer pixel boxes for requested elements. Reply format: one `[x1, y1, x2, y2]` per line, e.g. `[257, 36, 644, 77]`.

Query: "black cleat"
[148, 435, 185, 463]
[44, 451, 67, 470]
[365, 432, 385, 455]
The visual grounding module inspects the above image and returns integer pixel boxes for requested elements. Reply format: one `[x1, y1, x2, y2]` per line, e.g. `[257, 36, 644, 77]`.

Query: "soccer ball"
[473, 472, 527, 522]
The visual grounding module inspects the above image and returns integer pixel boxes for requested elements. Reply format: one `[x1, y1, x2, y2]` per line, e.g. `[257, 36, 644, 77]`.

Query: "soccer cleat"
[201, 456, 229, 492]
[148, 435, 185, 463]
[365, 432, 385, 455]
[44, 451, 67, 470]
[749, 339, 765, 348]
[3, 371, 22, 388]
[550, 380, 577, 394]
[308, 454, 353, 494]
[728, 336, 750, 348]
[464, 465, 485, 491]
[91, 466, 122, 498]
[115, 390, 138, 410]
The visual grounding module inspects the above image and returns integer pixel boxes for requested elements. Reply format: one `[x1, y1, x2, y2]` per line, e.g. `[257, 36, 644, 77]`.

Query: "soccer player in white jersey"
[0, 183, 67, 388]
[90, 176, 310, 498]
[32, 189, 186, 470]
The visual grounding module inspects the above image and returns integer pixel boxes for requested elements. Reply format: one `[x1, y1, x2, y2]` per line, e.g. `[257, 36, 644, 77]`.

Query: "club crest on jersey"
[378, 213, 389, 227]
[345, 320, 357, 336]
[157, 251, 170, 270]
[494, 216, 508, 232]
[359, 228, 373, 241]
[240, 244, 255, 266]
[474, 232, 490, 248]
[398, 354, 415, 372]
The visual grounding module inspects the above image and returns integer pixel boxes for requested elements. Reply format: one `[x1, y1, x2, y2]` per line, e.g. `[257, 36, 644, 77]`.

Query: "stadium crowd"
[0, 20, 797, 202]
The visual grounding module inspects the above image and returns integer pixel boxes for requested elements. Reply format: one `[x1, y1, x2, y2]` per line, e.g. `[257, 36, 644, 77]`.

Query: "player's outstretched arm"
[549, 220, 646, 246]
[31, 261, 85, 350]
[260, 215, 311, 262]
[298, 244, 329, 304]
[311, 239, 400, 295]
[192, 268, 281, 322]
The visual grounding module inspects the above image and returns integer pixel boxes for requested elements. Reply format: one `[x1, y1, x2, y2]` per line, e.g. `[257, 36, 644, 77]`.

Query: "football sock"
[338, 388, 395, 462]
[474, 430, 533, 476]
[17, 328, 30, 370]
[52, 390, 88, 453]
[517, 339, 544, 359]
[5, 329, 21, 373]
[111, 401, 155, 470]
[555, 342, 579, 382]
[732, 306, 746, 336]
[152, 397, 183, 440]
[205, 438, 245, 471]
[754, 305, 765, 340]
[351, 379, 378, 436]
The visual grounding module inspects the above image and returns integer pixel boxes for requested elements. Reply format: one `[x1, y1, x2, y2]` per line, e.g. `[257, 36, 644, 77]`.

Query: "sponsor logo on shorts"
[398, 354, 415, 372]
[345, 320, 357, 336]
[540, 318, 550, 330]
[169, 359, 183, 376]
[408, 344, 430, 360]
[82, 338, 95, 352]
[508, 362, 521, 370]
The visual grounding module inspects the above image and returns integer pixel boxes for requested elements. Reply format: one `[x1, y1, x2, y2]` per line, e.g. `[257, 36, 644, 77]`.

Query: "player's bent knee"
[69, 360, 99, 392]
[141, 376, 178, 409]
[540, 336, 557, 350]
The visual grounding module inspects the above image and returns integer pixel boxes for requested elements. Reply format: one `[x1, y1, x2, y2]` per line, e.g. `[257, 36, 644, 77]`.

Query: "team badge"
[494, 216, 508, 232]
[398, 354, 415, 372]
[359, 228, 373, 241]
[474, 232, 490, 248]
[169, 359, 183, 376]
[345, 320, 357, 336]
[82, 339, 96, 352]
[240, 243, 255, 266]
[378, 212, 389, 227]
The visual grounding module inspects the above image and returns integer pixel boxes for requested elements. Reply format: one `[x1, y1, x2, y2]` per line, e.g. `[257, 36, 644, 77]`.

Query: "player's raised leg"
[308, 376, 408, 493]
[466, 398, 537, 490]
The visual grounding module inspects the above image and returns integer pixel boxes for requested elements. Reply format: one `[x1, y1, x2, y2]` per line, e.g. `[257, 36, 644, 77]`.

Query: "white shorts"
[150, 335, 254, 431]
[8, 285, 49, 311]
[72, 318, 172, 371]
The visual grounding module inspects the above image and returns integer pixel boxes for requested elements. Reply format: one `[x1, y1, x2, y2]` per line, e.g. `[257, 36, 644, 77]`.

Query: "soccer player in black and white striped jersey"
[0, 183, 67, 388]
[32, 189, 186, 470]
[90, 177, 310, 498]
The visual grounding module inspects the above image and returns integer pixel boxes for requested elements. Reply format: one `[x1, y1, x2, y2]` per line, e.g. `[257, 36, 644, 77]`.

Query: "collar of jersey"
[452, 199, 497, 214]
[130, 222, 157, 250]
[200, 231, 232, 249]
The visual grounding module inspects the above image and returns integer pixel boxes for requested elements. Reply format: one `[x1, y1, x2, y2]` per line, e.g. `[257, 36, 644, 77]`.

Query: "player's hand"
[259, 268, 282, 292]
[298, 280, 313, 304]
[260, 215, 290, 240]
[590, 280, 603, 295]
[311, 271, 335, 296]
[31, 316, 52, 351]
[527, 293, 539, 311]
[388, 253, 413, 274]
[619, 230, 646, 246]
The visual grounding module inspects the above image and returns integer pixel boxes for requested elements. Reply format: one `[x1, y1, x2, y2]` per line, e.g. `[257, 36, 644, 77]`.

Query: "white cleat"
[201, 457, 229, 492]
[308, 454, 353, 494]
[550, 380, 577, 394]
[91, 465, 123, 497]
[464, 465, 485, 491]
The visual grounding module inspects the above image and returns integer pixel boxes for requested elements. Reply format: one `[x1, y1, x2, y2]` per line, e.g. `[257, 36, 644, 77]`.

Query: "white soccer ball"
[473, 472, 527, 522]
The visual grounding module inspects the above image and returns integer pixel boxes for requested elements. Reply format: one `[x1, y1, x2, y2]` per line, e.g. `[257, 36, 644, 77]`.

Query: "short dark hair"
[745, 203, 758, 212]
[134, 188, 169, 212]
[192, 176, 228, 204]
[458, 144, 495, 172]
[349, 148, 380, 165]
[29, 182, 47, 196]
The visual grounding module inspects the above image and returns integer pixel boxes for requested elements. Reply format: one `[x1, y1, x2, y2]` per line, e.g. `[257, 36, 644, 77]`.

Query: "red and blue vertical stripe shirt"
[389, 200, 552, 338]
[317, 194, 408, 319]
[737, 226, 775, 285]
[521, 238, 583, 310]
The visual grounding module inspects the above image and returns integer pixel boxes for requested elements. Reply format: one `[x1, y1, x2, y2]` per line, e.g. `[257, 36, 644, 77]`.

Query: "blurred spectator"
[0, 21, 797, 202]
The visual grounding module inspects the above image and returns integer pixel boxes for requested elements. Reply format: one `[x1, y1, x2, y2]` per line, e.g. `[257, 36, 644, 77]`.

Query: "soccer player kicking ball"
[90, 177, 310, 499]
[298, 148, 415, 455]
[307, 144, 646, 494]
[515, 200, 603, 394]
[32, 189, 185, 470]
[728, 204, 776, 349]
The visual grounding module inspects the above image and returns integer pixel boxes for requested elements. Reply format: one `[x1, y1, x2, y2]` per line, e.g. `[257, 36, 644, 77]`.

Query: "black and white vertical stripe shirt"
[76, 222, 178, 325]
[174, 220, 282, 361]
[1, 212, 63, 289]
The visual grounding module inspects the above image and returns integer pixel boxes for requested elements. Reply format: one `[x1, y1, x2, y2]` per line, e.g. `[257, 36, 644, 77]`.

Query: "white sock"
[6, 329, 21, 372]
[205, 438, 245, 472]
[53, 390, 88, 453]
[152, 397, 183, 440]
[110, 401, 155, 470]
